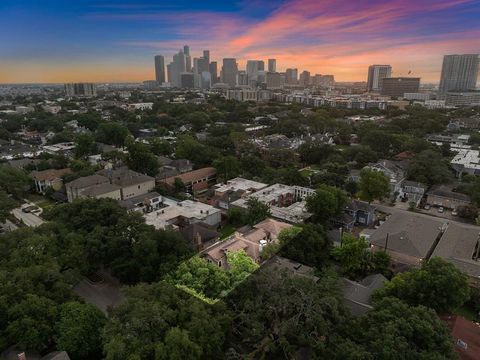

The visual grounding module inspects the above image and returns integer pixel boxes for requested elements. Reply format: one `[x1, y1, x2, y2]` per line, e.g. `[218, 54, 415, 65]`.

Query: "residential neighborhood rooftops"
[80, 182, 121, 197]
[97, 167, 154, 187]
[432, 224, 480, 279]
[30, 168, 72, 182]
[66, 174, 109, 189]
[214, 177, 268, 194]
[342, 274, 387, 316]
[163, 167, 216, 184]
[369, 212, 446, 260]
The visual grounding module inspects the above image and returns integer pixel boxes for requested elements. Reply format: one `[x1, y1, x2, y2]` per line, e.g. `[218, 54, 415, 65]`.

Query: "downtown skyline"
[1, 0, 480, 84]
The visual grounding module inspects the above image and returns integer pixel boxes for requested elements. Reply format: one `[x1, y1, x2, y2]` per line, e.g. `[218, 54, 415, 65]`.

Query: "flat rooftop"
[144, 199, 220, 229]
[214, 177, 268, 194]
[451, 149, 480, 169]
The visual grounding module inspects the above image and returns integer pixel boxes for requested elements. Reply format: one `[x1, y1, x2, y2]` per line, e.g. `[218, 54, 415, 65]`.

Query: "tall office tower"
[237, 71, 248, 86]
[64, 83, 97, 97]
[320, 75, 335, 87]
[183, 45, 191, 72]
[257, 70, 266, 84]
[299, 70, 311, 86]
[285, 68, 298, 84]
[209, 62, 218, 83]
[246, 60, 265, 85]
[439, 54, 479, 94]
[367, 65, 392, 92]
[167, 63, 173, 86]
[268, 59, 276, 73]
[380, 77, 420, 97]
[221, 58, 238, 87]
[203, 50, 210, 65]
[154, 55, 165, 84]
[266, 72, 282, 89]
[193, 57, 209, 75]
[200, 71, 212, 89]
[180, 73, 194, 88]
[312, 74, 322, 86]
[168, 50, 186, 87]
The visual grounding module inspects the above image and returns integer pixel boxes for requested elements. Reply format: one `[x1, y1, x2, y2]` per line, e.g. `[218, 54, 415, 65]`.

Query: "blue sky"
[1, 0, 479, 83]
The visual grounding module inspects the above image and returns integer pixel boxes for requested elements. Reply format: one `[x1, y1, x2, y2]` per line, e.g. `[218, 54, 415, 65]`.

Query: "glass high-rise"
[154, 55, 165, 84]
[439, 54, 479, 94]
[367, 65, 392, 92]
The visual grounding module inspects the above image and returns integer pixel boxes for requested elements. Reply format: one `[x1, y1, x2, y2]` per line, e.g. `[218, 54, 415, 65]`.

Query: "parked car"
[424, 204, 431, 210]
[452, 209, 458, 216]
[438, 206, 444, 213]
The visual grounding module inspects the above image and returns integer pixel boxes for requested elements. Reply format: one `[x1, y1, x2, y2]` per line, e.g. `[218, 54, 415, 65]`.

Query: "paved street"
[374, 202, 479, 230]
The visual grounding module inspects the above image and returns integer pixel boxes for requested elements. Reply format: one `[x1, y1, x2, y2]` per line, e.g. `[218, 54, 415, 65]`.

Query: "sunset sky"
[1, 0, 479, 84]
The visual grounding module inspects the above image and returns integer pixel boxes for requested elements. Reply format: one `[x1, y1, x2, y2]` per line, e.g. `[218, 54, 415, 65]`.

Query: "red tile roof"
[440, 315, 480, 360]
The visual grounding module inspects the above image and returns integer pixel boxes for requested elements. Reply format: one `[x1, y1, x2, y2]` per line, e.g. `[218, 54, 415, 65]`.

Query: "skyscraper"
[221, 58, 238, 87]
[367, 65, 392, 92]
[246, 60, 264, 86]
[299, 70, 311, 86]
[266, 72, 282, 89]
[168, 49, 186, 87]
[237, 70, 248, 86]
[154, 55, 165, 84]
[183, 45, 191, 72]
[209, 62, 218, 84]
[285, 68, 298, 84]
[203, 50, 210, 65]
[439, 54, 479, 94]
[268, 59, 276, 73]
[64, 83, 97, 97]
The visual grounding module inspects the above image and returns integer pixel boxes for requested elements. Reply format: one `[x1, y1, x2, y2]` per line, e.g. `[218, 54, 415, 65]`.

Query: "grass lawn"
[27, 193, 56, 210]
[219, 224, 236, 240]
[454, 305, 478, 321]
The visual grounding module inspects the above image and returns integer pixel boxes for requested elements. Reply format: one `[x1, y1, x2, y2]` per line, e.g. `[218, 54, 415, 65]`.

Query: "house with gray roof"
[341, 274, 387, 316]
[369, 212, 447, 266]
[432, 224, 480, 285]
[66, 167, 155, 202]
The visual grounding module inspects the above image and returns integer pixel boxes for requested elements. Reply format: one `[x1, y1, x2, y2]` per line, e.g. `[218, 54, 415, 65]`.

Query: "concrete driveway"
[11, 208, 44, 227]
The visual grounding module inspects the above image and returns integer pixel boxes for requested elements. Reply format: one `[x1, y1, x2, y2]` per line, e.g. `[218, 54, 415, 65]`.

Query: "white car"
[452, 209, 458, 216]
[438, 206, 444, 213]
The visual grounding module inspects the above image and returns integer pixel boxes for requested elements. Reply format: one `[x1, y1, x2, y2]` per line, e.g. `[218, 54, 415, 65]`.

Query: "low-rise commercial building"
[65, 167, 155, 202]
[144, 198, 221, 230]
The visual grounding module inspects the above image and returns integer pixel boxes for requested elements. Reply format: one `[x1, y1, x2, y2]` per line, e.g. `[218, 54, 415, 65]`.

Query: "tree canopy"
[374, 257, 470, 313]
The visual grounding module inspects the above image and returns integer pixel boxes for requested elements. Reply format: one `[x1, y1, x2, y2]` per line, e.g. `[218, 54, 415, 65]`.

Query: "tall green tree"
[125, 136, 159, 176]
[103, 282, 231, 360]
[374, 257, 470, 313]
[306, 184, 348, 223]
[95, 122, 130, 147]
[55, 301, 106, 360]
[280, 224, 331, 268]
[358, 168, 390, 203]
[331, 234, 390, 279]
[213, 156, 242, 182]
[327, 297, 457, 360]
[0, 191, 16, 222]
[245, 198, 271, 226]
[407, 150, 453, 185]
[74, 133, 97, 159]
[0, 165, 31, 198]
[6, 295, 58, 352]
